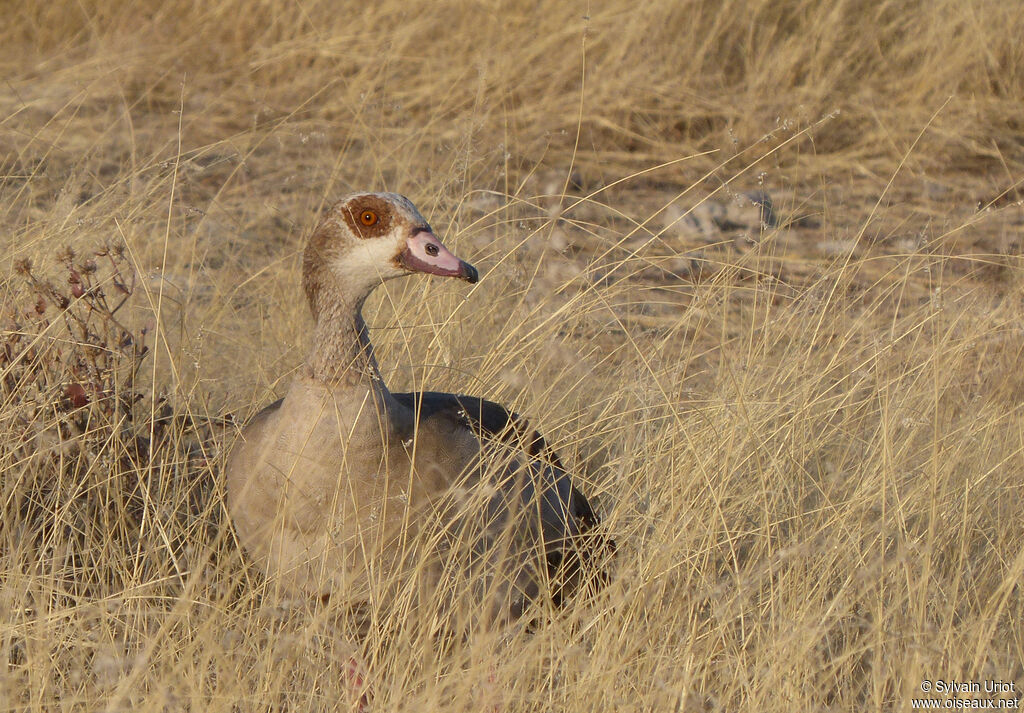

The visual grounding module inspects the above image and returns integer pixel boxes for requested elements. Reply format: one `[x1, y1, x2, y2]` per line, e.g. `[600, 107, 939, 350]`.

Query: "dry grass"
[2, 0, 1024, 710]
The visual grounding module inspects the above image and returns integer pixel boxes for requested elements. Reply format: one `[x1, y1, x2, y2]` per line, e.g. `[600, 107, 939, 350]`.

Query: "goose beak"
[400, 229, 479, 284]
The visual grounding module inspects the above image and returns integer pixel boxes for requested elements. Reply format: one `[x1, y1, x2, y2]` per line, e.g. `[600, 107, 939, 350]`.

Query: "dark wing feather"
[391, 391, 564, 466]
[391, 390, 615, 606]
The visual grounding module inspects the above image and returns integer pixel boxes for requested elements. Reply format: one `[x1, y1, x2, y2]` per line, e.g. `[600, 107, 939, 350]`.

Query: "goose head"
[302, 192, 477, 316]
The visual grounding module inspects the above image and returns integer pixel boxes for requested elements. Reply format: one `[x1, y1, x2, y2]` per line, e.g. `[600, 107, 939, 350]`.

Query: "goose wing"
[391, 390, 614, 606]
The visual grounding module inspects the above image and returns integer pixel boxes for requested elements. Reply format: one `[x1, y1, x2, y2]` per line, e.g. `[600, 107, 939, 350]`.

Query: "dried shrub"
[1, 245, 232, 606]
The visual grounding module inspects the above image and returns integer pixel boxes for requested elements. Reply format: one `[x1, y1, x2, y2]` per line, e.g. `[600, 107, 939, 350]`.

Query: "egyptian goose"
[225, 192, 610, 628]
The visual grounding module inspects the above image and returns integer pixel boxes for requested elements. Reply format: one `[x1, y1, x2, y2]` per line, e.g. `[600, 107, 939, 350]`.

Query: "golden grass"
[2, 0, 1023, 710]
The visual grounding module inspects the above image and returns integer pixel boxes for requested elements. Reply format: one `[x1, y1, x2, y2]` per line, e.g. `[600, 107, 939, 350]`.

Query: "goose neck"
[308, 292, 383, 387]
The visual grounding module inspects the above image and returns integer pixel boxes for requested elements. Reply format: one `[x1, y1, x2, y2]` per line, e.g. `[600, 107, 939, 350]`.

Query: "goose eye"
[359, 210, 378, 226]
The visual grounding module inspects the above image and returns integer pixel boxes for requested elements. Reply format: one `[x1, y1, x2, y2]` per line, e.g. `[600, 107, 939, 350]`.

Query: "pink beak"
[400, 229, 478, 283]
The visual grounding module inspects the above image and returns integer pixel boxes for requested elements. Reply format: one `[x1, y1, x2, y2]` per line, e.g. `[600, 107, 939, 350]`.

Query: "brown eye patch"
[340, 196, 392, 239]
